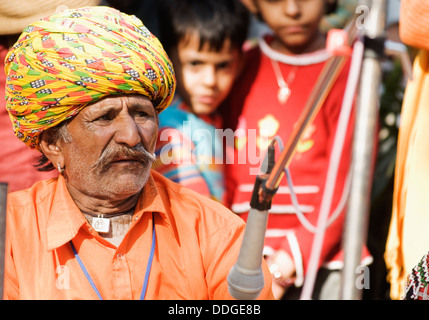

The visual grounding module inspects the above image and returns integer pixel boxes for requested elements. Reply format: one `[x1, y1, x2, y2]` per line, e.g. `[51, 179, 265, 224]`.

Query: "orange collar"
[46, 171, 177, 250]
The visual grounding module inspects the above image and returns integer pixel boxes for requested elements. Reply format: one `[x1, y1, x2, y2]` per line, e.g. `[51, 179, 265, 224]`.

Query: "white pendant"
[278, 86, 291, 104]
[92, 216, 110, 233]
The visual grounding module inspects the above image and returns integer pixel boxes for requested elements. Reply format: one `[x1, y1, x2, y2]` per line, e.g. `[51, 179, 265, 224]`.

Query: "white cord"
[300, 37, 365, 300]
[285, 167, 351, 233]
[262, 135, 351, 233]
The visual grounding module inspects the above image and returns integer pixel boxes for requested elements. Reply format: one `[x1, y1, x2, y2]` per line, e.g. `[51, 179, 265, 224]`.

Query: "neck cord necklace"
[70, 212, 156, 300]
[83, 209, 135, 218]
[270, 59, 297, 104]
[83, 209, 134, 234]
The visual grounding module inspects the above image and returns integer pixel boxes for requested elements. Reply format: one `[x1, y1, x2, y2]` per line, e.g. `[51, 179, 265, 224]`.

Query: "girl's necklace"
[270, 58, 297, 104]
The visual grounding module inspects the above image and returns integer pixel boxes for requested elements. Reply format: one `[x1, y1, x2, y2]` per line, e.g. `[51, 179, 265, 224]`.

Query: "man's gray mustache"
[93, 144, 156, 172]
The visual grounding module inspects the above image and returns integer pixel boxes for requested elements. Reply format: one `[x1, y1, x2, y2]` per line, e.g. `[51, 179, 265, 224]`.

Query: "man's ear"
[39, 130, 64, 168]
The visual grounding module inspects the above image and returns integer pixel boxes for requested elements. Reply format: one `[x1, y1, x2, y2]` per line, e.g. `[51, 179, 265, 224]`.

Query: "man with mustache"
[2, 6, 273, 300]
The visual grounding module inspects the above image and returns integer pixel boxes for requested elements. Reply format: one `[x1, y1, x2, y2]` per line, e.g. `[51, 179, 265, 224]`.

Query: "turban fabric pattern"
[4, 6, 176, 150]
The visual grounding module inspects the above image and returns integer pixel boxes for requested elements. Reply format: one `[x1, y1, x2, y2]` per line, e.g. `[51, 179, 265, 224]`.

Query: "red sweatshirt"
[222, 35, 372, 285]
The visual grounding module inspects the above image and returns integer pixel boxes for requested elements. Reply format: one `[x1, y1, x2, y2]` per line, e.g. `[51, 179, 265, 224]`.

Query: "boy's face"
[170, 33, 241, 115]
[254, 0, 326, 53]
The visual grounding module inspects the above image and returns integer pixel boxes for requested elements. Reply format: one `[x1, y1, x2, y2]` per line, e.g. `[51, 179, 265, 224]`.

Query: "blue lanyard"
[70, 212, 156, 300]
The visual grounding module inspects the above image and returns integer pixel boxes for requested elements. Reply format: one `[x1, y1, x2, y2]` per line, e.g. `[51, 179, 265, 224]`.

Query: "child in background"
[153, 0, 249, 204]
[221, 0, 372, 299]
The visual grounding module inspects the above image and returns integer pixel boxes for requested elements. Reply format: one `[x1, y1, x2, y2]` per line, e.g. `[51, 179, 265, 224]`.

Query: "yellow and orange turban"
[4, 6, 176, 150]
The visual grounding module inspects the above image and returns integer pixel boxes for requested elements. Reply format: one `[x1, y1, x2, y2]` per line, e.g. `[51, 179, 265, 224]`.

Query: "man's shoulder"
[151, 171, 245, 227]
[7, 178, 57, 208]
[6, 178, 58, 232]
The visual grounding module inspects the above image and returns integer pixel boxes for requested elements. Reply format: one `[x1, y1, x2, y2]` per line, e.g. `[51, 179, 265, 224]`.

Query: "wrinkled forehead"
[79, 94, 155, 114]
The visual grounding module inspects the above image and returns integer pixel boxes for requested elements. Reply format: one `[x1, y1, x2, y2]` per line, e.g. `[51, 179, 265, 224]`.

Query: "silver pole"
[341, 0, 386, 300]
[0, 183, 8, 300]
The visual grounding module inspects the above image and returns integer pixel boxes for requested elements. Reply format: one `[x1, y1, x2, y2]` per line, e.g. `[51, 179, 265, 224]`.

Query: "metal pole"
[341, 0, 386, 300]
[0, 183, 8, 300]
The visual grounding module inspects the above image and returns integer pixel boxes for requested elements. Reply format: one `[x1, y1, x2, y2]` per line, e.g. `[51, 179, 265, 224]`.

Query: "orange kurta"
[4, 170, 273, 300]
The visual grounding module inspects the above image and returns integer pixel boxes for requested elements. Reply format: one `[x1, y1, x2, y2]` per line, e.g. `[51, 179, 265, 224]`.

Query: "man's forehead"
[83, 94, 154, 110]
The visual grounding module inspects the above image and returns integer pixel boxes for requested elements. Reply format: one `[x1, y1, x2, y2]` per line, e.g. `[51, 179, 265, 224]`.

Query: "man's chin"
[102, 165, 152, 195]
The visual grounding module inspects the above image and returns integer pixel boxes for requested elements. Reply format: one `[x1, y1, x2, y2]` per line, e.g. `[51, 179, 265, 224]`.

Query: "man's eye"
[136, 111, 148, 117]
[132, 110, 152, 120]
[94, 114, 112, 122]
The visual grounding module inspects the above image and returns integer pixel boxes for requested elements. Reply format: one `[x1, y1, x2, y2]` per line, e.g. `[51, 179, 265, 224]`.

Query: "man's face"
[59, 95, 158, 199]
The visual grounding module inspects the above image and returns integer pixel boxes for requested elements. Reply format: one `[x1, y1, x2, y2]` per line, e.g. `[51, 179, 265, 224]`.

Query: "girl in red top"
[222, 0, 372, 299]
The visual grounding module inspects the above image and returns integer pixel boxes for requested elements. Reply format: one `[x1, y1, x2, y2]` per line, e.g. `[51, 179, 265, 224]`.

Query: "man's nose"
[113, 113, 141, 147]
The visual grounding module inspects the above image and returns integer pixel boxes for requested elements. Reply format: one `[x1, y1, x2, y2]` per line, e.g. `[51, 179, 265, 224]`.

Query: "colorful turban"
[4, 6, 176, 150]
